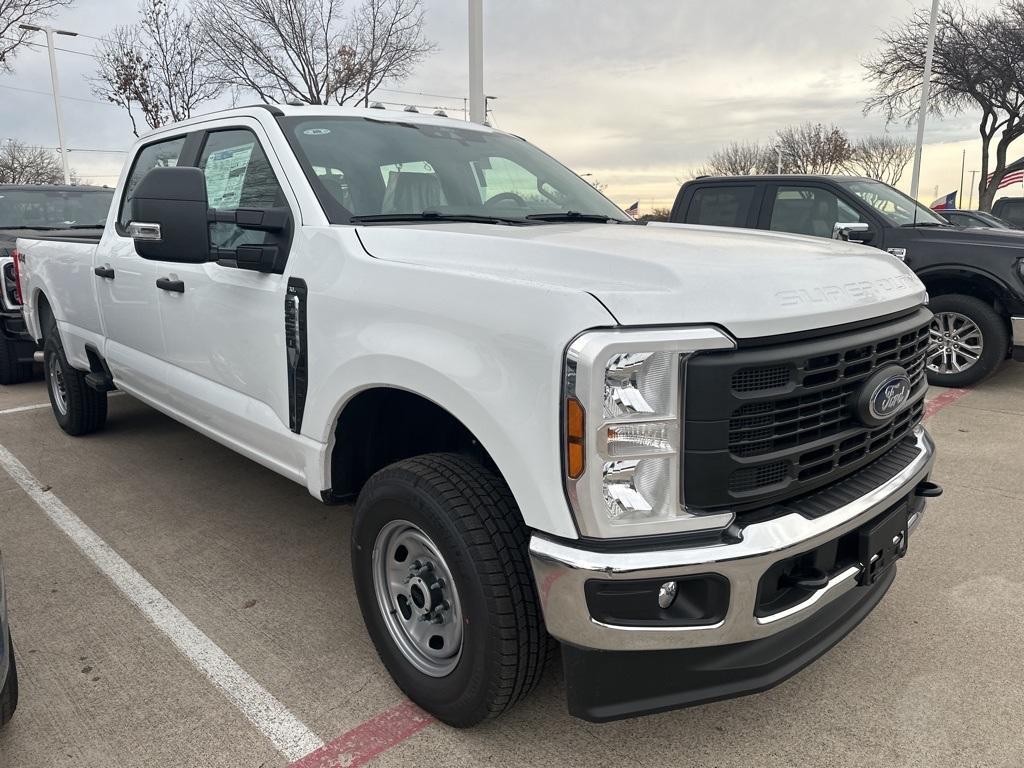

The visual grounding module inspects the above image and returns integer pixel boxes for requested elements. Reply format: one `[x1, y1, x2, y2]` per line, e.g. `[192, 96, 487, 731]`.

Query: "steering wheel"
[484, 191, 527, 207]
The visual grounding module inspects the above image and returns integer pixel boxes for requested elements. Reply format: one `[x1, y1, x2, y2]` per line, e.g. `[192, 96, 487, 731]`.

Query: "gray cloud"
[0, 0, 1005, 206]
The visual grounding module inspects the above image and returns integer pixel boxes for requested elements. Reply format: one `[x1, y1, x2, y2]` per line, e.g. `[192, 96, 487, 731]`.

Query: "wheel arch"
[918, 267, 1014, 324]
[325, 385, 497, 503]
[309, 352, 574, 539]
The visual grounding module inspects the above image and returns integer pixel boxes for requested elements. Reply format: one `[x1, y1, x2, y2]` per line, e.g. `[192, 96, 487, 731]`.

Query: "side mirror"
[832, 222, 873, 244]
[128, 166, 210, 262]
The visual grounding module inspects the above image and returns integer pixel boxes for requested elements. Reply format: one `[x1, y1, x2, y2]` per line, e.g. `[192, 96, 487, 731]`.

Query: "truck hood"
[916, 224, 1024, 250]
[356, 221, 926, 339]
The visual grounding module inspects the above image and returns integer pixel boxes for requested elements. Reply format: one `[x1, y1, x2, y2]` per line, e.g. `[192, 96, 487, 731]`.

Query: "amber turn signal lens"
[566, 397, 585, 479]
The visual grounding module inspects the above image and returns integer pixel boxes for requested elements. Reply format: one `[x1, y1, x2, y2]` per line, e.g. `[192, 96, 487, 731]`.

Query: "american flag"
[987, 169, 1024, 190]
[624, 201, 639, 218]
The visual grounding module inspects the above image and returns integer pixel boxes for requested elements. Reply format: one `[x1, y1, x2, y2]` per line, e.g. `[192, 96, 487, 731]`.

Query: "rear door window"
[119, 136, 187, 228]
[686, 186, 756, 228]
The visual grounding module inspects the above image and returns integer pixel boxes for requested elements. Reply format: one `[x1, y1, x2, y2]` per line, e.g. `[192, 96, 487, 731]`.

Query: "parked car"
[1, 184, 113, 384]
[16, 106, 941, 725]
[0, 551, 17, 728]
[939, 209, 1013, 230]
[671, 175, 1024, 387]
[992, 197, 1024, 229]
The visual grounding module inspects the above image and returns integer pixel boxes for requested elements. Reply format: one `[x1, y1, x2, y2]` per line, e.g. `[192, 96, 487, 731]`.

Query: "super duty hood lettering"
[775, 274, 920, 307]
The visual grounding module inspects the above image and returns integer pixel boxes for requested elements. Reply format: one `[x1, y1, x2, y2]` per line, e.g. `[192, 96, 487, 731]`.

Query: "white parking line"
[0, 403, 51, 415]
[0, 442, 325, 761]
[0, 391, 125, 416]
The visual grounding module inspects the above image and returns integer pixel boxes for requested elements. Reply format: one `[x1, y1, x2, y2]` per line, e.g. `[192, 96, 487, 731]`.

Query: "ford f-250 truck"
[15, 105, 941, 726]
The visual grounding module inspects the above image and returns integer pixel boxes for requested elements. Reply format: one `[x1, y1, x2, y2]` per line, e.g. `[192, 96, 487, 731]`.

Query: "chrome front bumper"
[1012, 317, 1024, 346]
[530, 426, 935, 652]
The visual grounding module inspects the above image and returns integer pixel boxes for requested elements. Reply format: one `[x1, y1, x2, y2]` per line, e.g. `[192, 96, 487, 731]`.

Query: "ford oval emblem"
[856, 365, 913, 427]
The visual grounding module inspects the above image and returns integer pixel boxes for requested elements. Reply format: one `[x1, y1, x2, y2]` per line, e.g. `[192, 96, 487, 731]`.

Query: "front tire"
[0, 633, 18, 727]
[43, 320, 107, 435]
[926, 294, 1008, 388]
[352, 453, 549, 727]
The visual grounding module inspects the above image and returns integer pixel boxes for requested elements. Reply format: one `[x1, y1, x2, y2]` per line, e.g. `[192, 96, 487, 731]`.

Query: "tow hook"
[915, 481, 943, 498]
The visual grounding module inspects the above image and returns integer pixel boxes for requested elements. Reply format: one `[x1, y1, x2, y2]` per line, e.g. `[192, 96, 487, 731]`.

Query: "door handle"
[156, 277, 185, 293]
[93, 265, 115, 279]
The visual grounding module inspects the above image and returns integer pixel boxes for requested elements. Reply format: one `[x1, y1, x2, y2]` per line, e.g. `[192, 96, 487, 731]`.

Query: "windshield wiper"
[66, 224, 105, 229]
[0, 225, 60, 230]
[350, 212, 528, 225]
[524, 211, 618, 223]
[900, 221, 947, 228]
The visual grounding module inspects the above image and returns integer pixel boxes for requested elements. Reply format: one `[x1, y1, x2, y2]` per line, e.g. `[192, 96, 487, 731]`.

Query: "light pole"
[20, 23, 77, 184]
[468, 0, 485, 123]
[909, 0, 940, 201]
[968, 170, 979, 210]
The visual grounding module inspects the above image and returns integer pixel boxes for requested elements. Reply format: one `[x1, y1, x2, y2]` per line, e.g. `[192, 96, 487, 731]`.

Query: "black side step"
[84, 372, 116, 392]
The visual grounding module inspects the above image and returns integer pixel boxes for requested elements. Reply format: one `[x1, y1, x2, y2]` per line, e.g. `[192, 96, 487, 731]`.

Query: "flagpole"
[910, 0, 941, 201]
[968, 170, 978, 209]
[959, 149, 966, 207]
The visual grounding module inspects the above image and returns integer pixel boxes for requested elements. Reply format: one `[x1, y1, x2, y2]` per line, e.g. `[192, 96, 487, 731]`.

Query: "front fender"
[298, 251, 615, 540]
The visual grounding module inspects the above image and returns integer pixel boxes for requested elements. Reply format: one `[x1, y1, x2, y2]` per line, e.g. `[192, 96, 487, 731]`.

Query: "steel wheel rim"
[927, 312, 984, 376]
[48, 355, 68, 416]
[372, 520, 463, 677]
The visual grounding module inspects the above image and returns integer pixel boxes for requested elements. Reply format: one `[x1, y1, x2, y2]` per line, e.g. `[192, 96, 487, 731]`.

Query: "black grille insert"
[683, 308, 931, 511]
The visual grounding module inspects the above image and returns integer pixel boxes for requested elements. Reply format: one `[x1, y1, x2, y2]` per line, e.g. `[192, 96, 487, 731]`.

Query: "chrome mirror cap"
[127, 221, 162, 241]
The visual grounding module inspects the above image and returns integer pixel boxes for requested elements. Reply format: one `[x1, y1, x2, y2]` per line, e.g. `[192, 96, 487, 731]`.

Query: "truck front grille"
[682, 308, 931, 512]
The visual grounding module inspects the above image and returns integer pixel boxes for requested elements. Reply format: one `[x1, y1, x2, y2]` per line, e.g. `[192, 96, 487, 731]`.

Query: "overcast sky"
[0, 0, 1011, 211]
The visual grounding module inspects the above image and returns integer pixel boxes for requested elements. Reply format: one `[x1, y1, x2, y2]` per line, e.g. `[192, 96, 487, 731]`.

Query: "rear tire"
[0, 633, 18, 728]
[0, 337, 34, 385]
[926, 294, 1008, 388]
[352, 453, 549, 727]
[42, 319, 106, 435]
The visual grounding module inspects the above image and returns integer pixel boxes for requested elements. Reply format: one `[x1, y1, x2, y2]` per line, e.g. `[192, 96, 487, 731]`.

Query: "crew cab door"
[98, 135, 189, 393]
[150, 123, 299, 461]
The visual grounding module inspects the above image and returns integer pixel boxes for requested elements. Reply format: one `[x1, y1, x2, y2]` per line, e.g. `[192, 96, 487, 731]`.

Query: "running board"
[84, 372, 116, 392]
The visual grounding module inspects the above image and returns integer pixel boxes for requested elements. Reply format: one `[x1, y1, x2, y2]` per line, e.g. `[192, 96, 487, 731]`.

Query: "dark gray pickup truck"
[671, 175, 1024, 387]
[1, 184, 113, 384]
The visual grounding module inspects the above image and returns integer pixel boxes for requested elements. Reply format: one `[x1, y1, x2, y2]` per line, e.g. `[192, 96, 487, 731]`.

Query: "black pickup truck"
[670, 175, 1024, 387]
[1, 184, 113, 384]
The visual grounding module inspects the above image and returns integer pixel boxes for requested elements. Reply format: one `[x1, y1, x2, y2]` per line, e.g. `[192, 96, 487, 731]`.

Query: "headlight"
[563, 327, 736, 538]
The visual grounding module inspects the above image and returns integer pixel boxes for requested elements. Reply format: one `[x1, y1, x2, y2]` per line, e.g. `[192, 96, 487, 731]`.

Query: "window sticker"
[205, 144, 254, 209]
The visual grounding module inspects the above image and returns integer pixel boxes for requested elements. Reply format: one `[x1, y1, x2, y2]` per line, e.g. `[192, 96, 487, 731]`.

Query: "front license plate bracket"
[858, 504, 909, 586]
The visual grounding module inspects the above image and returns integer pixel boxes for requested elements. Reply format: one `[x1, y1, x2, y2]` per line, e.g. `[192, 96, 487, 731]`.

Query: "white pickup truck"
[15, 105, 941, 726]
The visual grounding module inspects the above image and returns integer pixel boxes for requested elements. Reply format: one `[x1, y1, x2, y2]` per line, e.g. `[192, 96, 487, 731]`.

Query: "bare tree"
[637, 206, 670, 223]
[92, 0, 223, 137]
[775, 122, 852, 175]
[196, 0, 433, 105]
[863, 2, 1023, 210]
[0, 0, 75, 73]
[0, 140, 70, 183]
[349, 0, 434, 106]
[850, 135, 915, 185]
[695, 141, 777, 176]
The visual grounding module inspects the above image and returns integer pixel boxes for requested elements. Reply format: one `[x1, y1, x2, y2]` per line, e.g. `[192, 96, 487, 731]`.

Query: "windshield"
[837, 179, 947, 227]
[282, 116, 630, 224]
[0, 187, 113, 229]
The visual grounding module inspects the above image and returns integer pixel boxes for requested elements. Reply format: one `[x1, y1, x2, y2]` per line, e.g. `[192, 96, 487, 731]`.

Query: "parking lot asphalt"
[0, 366, 1022, 768]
